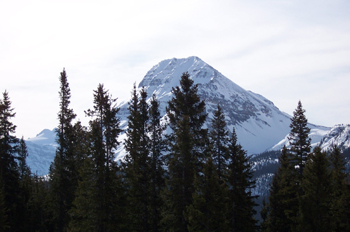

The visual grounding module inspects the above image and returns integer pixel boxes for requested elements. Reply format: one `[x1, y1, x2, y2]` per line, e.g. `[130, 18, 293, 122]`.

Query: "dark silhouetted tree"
[123, 85, 152, 231]
[209, 104, 229, 181]
[70, 84, 123, 232]
[162, 72, 207, 232]
[0, 90, 21, 231]
[226, 129, 257, 232]
[288, 101, 311, 178]
[49, 69, 79, 232]
[148, 93, 166, 232]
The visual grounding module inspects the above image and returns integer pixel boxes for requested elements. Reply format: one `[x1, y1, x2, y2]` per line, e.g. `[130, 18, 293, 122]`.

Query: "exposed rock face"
[118, 56, 297, 155]
[318, 124, 350, 151]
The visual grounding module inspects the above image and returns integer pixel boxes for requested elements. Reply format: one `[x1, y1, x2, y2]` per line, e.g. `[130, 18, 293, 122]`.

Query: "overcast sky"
[1, 0, 350, 139]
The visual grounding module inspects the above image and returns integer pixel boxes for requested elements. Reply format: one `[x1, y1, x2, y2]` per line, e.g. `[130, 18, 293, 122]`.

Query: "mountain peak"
[139, 56, 213, 89]
[119, 56, 298, 154]
[26, 128, 57, 146]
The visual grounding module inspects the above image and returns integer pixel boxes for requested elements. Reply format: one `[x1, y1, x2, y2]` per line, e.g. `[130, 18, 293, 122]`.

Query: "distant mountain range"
[25, 56, 350, 179]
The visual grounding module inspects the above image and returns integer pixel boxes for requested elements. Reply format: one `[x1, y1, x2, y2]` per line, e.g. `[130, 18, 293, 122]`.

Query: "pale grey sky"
[1, 0, 350, 138]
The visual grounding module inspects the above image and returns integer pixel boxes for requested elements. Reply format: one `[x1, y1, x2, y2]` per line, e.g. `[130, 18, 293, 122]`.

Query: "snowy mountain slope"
[117, 56, 325, 155]
[268, 124, 330, 152]
[25, 129, 57, 175]
[26, 128, 57, 146]
[318, 124, 350, 151]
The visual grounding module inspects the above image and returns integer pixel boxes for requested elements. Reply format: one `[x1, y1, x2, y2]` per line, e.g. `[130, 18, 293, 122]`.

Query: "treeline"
[0, 69, 349, 232]
[0, 70, 256, 232]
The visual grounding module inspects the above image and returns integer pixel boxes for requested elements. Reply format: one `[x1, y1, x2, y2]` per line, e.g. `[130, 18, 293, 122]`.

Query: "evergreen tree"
[148, 93, 166, 232]
[162, 72, 207, 232]
[288, 101, 311, 178]
[123, 85, 151, 231]
[49, 69, 79, 232]
[226, 129, 257, 232]
[299, 146, 332, 232]
[70, 84, 123, 232]
[18, 136, 31, 179]
[184, 157, 228, 232]
[17, 136, 33, 231]
[0, 90, 21, 231]
[209, 104, 229, 181]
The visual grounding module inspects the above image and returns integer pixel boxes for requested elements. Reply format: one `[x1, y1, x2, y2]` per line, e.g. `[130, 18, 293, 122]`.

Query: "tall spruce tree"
[148, 93, 166, 232]
[49, 69, 78, 232]
[288, 101, 311, 179]
[162, 72, 207, 232]
[209, 104, 229, 181]
[226, 129, 257, 232]
[0, 90, 21, 231]
[123, 85, 152, 231]
[70, 84, 123, 232]
[299, 147, 332, 232]
[17, 136, 33, 231]
[18, 136, 31, 180]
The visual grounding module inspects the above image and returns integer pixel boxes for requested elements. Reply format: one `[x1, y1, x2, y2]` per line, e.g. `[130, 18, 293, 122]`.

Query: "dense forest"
[0, 69, 349, 232]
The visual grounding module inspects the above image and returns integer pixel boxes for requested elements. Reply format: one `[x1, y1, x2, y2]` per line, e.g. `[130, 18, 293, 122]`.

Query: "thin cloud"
[0, 0, 349, 137]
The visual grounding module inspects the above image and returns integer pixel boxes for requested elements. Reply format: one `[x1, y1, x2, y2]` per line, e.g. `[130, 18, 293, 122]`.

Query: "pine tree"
[288, 101, 311, 179]
[70, 84, 123, 232]
[49, 69, 79, 232]
[226, 129, 257, 232]
[0, 90, 21, 231]
[18, 136, 31, 179]
[148, 93, 166, 232]
[162, 72, 207, 232]
[209, 104, 229, 181]
[299, 147, 332, 232]
[184, 157, 228, 232]
[17, 136, 33, 231]
[123, 85, 151, 231]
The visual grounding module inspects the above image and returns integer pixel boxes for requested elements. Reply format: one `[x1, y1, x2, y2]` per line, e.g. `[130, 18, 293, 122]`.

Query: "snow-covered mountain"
[25, 56, 347, 176]
[117, 56, 327, 156]
[318, 124, 350, 151]
[25, 129, 57, 175]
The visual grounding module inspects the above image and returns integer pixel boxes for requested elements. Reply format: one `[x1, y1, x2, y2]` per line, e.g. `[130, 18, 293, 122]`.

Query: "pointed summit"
[118, 56, 301, 154]
[139, 56, 226, 99]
